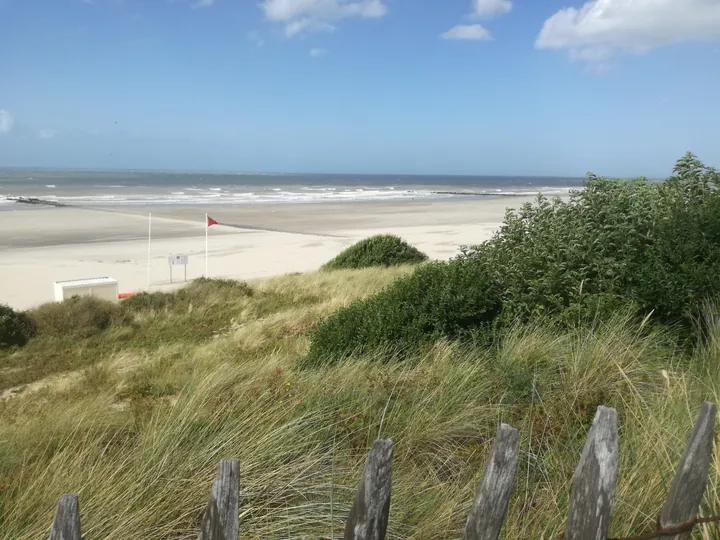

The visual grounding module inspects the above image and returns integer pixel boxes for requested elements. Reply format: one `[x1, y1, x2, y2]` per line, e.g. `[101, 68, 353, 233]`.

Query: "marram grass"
[0, 269, 719, 539]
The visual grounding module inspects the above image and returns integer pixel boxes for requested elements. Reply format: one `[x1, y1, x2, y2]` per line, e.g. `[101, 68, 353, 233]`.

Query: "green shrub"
[0, 304, 35, 349]
[305, 152, 720, 366]
[323, 235, 428, 270]
[472, 153, 720, 328]
[303, 258, 502, 366]
[29, 296, 126, 339]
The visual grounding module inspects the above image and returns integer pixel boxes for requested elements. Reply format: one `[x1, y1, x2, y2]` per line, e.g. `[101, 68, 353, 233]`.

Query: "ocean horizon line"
[0, 166, 587, 181]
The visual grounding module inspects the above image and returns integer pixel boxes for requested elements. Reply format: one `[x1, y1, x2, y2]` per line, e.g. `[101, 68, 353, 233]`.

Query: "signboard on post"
[167, 254, 189, 283]
[168, 255, 189, 266]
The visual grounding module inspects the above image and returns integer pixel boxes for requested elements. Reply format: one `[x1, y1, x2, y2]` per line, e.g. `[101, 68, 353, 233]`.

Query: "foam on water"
[0, 169, 584, 208]
[0, 185, 576, 207]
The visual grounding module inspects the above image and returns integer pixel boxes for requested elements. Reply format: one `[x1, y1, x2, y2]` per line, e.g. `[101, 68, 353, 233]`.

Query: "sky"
[0, 0, 719, 177]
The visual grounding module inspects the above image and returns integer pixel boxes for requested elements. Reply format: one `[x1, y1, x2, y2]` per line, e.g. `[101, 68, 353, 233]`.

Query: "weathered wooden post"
[197, 459, 240, 540]
[344, 439, 394, 540]
[48, 493, 81, 540]
[658, 401, 717, 540]
[464, 423, 519, 540]
[565, 406, 619, 540]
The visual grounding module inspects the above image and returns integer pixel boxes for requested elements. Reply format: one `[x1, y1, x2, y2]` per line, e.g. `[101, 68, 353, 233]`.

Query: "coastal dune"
[0, 197, 535, 310]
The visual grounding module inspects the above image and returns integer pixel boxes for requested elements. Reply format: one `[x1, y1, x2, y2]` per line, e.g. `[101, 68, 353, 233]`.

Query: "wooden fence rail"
[46, 402, 717, 540]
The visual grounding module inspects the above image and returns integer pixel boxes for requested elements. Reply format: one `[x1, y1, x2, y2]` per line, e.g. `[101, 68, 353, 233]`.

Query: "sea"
[0, 169, 585, 207]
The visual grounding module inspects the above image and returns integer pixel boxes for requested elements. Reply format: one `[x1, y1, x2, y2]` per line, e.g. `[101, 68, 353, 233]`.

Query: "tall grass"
[0, 267, 410, 391]
[0, 270, 718, 538]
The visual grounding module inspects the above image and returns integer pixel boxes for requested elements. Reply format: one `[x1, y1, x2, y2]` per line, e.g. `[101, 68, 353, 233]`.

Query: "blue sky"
[1, 0, 719, 177]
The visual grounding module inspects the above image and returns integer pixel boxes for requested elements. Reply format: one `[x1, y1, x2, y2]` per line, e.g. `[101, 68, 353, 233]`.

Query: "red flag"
[207, 216, 218, 227]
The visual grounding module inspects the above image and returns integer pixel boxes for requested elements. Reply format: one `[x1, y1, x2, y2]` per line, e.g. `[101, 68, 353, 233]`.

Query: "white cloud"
[285, 19, 335, 37]
[472, 0, 512, 19]
[536, 0, 720, 62]
[584, 62, 614, 76]
[309, 47, 328, 57]
[247, 31, 265, 47]
[441, 24, 492, 41]
[568, 45, 612, 62]
[193, 0, 214, 7]
[39, 129, 57, 139]
[260, 0, 387, 37]
[0, 109, 13, 134]
[443, 0, 510, 43]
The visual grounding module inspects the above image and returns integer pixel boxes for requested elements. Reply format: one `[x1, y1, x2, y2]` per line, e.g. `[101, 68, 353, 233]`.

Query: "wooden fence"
[47, 402, 717, 540]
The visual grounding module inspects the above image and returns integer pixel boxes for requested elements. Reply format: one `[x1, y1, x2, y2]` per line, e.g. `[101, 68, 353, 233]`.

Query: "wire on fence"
[606, 514, 720, 540]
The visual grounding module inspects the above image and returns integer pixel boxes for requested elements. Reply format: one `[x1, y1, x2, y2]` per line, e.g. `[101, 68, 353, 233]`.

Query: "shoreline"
[0, 190, 549, 210]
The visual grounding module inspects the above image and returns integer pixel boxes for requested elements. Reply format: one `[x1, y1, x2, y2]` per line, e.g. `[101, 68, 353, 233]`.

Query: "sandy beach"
[0, 197, 537, 310]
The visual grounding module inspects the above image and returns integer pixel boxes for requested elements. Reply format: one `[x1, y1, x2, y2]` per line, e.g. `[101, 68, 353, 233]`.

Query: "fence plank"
[565, 406, 619, 540]
[197, 459, 240, 540]
[658, 401, 717, 540]
[464, 423, 519, 540]
[48, 494, 81, 540]
[344, 439, 394, 540]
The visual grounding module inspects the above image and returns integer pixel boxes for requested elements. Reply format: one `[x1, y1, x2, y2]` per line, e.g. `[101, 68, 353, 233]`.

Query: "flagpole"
[205, 213, 208, 277]
[147, 212, 152, 289]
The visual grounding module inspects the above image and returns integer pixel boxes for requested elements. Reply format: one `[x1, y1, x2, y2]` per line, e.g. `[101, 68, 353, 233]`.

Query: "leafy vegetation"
[477, 152, 720, 329]
[0, 304, 34, 350]
[305, 258, 502, 365]
[323, 234, 428, 270]
[306, 152, 720, 366]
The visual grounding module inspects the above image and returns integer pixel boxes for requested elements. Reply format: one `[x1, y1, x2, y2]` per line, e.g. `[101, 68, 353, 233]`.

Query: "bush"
[323, 235, 428, 270]
[29, 296, 126, 339]
[0, 304, 35, 349]
[473, 153, 720, 328]
[303, 258, 502, 366]
[305, 152, 720, 366]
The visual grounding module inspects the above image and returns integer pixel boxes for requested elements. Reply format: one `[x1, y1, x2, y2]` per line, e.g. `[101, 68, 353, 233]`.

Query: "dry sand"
[0, 197, 536, 310]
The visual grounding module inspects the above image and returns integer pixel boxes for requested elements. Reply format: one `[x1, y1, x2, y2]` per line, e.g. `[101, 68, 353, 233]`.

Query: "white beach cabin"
[54, 277, 119, 303]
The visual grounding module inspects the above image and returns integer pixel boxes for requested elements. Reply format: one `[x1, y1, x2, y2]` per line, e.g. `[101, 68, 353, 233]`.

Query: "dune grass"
[0, 268, 409, 392]
[0, 269, 719, 539]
